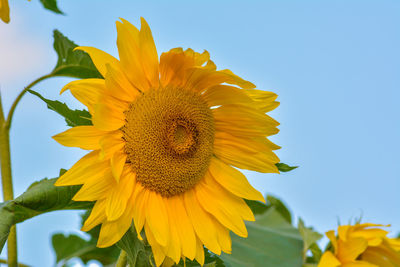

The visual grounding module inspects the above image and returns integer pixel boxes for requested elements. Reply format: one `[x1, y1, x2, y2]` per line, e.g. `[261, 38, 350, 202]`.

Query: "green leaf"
[220, 207, 304, 267]
[0, 176, 92, 252]
[52, 30, 102, 79]
[246, 195, 292, 223]
[298, 218, 323, 262]
[28, 89, 92, 127]
[116, 226, 153, 267]
[266, 195, 292, 224]
[52, 233, 119, 266]
[245, 199, 268, 216]
[306, 243, 323, 264]
[276, 163, 298, 172]
[39, 0, 64, 14]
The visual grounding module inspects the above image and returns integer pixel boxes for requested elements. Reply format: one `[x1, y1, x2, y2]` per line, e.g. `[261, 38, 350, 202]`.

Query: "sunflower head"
[318, 223, 400, 267]
[53, 17, 280, 266]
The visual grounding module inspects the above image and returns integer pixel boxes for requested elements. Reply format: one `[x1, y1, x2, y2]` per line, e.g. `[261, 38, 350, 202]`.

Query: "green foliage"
[116, 226, 153, 267]
[220, 207, 304, 267]
[306, 243, 323, 265]
[266, 195, 292, 223]
[28, 89, 92, 127]
[246, 195, 292, 223]
[52, 233, 120, 266]
[245, 199, 269, 216]
[298, 218, 323, 263]
[51, 30, 102, 79]
[39, 0, 64, 14]
[276, 163, 298, 172]
[52, 210, 120, 266]
[0, 176, 92, 252]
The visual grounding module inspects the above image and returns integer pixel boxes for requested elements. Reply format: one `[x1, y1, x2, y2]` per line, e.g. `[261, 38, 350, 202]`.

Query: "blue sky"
[0, 0, 399, 266]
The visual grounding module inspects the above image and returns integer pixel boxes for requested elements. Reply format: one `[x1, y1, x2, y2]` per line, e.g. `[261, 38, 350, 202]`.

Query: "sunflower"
[0, 0, 10, 23]
[318, 223, 400, 267]
[54, 18, 280, 266]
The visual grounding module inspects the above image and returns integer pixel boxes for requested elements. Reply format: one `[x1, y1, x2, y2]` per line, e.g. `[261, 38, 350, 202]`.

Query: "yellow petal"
[185, 68, 255, 92]
[81, 199, 106, 231]
[164, 200, 182, 264]
[61, 79, 106, 114]
[213, 104, 279, 136]
[116, 19, 150, 91]
[243, 89, 279, 113]
[159, 48, 195, 88]
[337, 238, 368, 262]
[165, 196, 196, 260]
[144, 223, 167, 266]
[99, 131, 125, 160]
[212, 217, 232, 254]
[0, 0, 10, 23]
[105, 168, 135, 221]
[146, 191, 169, 247]
[338, 225, 351, 241]
[192, 49, 210, 66]
[195, 177, 250, 237]
[97, 194, 134, 248]
[341, 262, 378, 267]
[92, 100, 126, 131]
[55, 151, 107, 186]
[72, 169, 115, 201]
[104, 63, 140, 102]
[326, 230, 338, 253]
[317, 251, 341, 267]
[208, 157, 265, 202]
[75, 46, 120, 78]
[131, 184, 147, 240]
[183, 189, 221, 255]
[387, 238, 400, 251]
[213, 131, 280, 173]
[139, 17, 159, 89]
[53, 126, 106, 150]
[361, 245, 400, 267]
[110, 151, 127, 182]
[194, 237, 205, 266]
[202, 85, 253, 107]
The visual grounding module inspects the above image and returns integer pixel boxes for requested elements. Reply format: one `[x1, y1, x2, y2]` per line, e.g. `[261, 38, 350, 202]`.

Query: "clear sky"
[0, 0, 399, 266]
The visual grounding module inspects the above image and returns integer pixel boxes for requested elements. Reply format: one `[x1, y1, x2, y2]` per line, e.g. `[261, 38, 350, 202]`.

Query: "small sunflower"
[0, 0, 10, 23]
[54, 18, 280, 266]
[318, 223, 400, 267]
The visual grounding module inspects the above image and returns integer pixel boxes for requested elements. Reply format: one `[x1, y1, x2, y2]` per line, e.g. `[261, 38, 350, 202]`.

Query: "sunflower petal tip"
[60, 84, 69, 94]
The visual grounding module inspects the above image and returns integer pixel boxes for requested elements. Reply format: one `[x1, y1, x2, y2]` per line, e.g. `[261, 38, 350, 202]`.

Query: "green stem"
[0, 258, 30, 267]
[0, 95, 17, 267]
[0, 73, 52, 267]
[5, 73, 52, 130]
[116, 250, 128, 267]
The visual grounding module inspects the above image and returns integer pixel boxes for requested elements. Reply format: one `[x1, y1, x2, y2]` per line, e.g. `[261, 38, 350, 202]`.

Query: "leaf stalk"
[116, 250, 128, 267]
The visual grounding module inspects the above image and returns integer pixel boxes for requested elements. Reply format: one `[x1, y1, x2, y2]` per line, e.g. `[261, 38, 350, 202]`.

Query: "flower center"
[122, 87, 214, 197]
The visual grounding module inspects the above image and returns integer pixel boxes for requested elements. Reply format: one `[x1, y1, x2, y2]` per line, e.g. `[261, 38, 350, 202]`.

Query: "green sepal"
[276, 163, 298, 172]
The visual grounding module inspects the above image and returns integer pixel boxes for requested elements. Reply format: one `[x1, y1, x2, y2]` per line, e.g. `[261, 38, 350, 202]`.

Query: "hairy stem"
[116, 250, 128, 267]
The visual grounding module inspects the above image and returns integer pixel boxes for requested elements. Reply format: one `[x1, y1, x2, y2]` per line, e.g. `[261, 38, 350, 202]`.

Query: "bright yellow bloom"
[0, 0, 10, 23]
[318, 223, 400, 267]
[54, 18, 280, 266]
